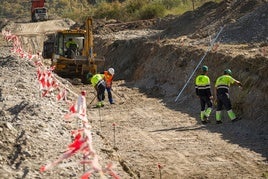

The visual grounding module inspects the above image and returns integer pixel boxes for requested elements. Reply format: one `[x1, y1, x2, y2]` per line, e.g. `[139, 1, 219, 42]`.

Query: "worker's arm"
[230, 76, 242, 87]
[235, 80, 242, 87]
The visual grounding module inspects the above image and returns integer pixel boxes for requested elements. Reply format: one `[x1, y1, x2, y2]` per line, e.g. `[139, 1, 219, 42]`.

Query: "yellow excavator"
[43, 17, 103, 82]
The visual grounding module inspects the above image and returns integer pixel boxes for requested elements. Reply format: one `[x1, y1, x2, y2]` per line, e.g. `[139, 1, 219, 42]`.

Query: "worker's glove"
[238, 83, 243, 90]
[237, 81, 243, 89]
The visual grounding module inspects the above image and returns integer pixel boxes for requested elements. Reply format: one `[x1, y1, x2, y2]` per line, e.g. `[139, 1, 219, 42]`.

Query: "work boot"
[109, 99, 115, 104]
[201, 120, 208, 124]
[204, 116, 210, 123]
[96, 102, 102, 108]
[216, 120, 222, 124]
[231, 117, 241, 123]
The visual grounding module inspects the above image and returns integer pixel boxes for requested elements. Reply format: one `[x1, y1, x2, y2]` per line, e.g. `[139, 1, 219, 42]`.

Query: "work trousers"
[106, 87, 113, 103]
[216, 93, 232, 111]
[96, 81, 106, 102]
[199, 96, 212, 111]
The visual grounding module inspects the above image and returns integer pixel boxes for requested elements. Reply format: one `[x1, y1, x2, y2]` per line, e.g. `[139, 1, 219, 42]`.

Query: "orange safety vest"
[104, 71, 113, 88]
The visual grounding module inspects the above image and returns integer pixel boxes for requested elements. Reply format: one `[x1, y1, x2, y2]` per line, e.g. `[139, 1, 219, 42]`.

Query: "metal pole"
[98, 107, 102, 131]
[174, 26, 224, 102]
[113, 123, 116, 149]
[89, 95, 96, 104]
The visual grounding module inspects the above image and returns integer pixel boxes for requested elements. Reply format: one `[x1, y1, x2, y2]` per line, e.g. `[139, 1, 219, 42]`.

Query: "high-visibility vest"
[66, 41, 77, 48]
[104, 71, 113, 88]
[215, 75, 235, 93]
[91, 74, 104, 87]
[195, 74, 211, 96]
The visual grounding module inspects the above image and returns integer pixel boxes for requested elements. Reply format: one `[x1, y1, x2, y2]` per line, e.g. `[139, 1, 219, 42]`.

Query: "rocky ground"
[0, 0, 268, 179]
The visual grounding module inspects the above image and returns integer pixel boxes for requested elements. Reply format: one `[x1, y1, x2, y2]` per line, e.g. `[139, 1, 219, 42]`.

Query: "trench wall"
[95, 37, 268, 122]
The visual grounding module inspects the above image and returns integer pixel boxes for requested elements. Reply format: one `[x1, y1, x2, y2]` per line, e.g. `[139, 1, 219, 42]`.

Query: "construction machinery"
[43, 17, 103, 82]
[31, 0, 48, 22]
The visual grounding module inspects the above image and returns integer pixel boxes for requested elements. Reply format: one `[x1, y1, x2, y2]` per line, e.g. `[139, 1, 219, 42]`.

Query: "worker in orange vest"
[104, 68, 115, 104]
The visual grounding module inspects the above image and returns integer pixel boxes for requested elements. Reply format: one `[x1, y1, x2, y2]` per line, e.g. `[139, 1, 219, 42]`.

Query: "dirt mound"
[0, 47, 71, 178]
[92, 0, 267, 44]
[221, 2, 268, 43]
[160, 0, 267, 43]
[93, 18, 158, 35]
[3, 19, 75, 35]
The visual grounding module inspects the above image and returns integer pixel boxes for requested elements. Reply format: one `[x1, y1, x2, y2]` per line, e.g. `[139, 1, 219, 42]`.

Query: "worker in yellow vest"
[65, 38, 78, 58]
[195, 65, 213, 124]
[104, 68, 115, 104]
[90, 73, 106, 107]
[214, 69, 242, 124]
[65, 38, 78, 49]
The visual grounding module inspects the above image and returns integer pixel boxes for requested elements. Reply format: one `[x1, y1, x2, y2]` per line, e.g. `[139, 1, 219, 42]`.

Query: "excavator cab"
[55, 33, 84, 58]
[51, 30, 89, 78]
[43, 17, 104, 83]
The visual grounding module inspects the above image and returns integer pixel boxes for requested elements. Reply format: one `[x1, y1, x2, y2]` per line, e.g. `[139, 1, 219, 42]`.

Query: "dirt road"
[87, 80, 267, 178]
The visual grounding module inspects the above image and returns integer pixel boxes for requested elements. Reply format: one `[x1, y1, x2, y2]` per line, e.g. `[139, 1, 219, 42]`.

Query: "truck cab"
[32, 7, 48, 22]
[31, 0, 48, 22]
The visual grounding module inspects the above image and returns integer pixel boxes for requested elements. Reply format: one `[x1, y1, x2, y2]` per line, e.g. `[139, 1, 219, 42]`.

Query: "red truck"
[31, 0, 48, 22]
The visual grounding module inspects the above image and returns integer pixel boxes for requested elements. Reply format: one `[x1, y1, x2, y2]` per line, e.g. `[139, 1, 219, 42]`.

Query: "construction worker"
[195, 65, 213, 124]
[90, 73, 106, 107]
[104, 68, 115, 104]
[65, 38, 78, 58]
[65, 38, 78, 49]
[214, 69, 242, 124]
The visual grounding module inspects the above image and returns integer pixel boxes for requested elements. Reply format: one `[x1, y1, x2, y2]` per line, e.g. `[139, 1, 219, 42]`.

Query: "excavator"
[42, 17, 103, 82]
[31, 0, 48, 22]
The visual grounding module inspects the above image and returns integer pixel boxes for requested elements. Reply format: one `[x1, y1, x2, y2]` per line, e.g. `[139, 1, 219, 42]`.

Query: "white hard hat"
[108, 68, 115, 75]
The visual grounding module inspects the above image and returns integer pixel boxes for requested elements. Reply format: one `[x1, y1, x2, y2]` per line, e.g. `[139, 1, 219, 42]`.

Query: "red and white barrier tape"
[2, 30, 119, 178]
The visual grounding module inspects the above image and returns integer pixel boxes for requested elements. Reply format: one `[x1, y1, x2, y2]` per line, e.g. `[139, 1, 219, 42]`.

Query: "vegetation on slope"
[1, 0, 221, 22]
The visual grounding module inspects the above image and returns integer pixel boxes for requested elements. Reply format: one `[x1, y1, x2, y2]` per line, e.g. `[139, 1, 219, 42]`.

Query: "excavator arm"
[84, 17, 94, 61]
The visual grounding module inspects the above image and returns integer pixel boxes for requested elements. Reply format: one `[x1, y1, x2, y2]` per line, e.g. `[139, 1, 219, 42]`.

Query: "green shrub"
[94, 1, 124, 19]
[139, 3, 165, 20]
[1, 0, 223, 22]
[125, 0, 146, 14]
[161, 0, 182, 10]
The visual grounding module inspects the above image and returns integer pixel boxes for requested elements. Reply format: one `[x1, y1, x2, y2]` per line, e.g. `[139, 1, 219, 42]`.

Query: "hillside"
[0, 0, 268, 178]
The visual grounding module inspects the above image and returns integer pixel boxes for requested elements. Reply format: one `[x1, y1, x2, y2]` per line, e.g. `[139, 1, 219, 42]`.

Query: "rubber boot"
[101, 101, 104, 107]
[200, 111, 207, 124]
[109, 98, 115, 104]
[96, 101, 102, 108]
[205, 107, 212, 118]
[216, 111, 222, 124]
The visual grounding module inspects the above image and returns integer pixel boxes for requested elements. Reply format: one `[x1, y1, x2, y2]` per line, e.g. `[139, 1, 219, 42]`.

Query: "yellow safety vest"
[91, 74, 104, 87]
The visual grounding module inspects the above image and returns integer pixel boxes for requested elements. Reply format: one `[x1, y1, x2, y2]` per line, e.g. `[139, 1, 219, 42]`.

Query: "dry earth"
[0, 0, 268, 179]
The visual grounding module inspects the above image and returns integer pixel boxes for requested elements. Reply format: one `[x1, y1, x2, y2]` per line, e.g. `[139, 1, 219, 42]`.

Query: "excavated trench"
[95, 36, 267, 120]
